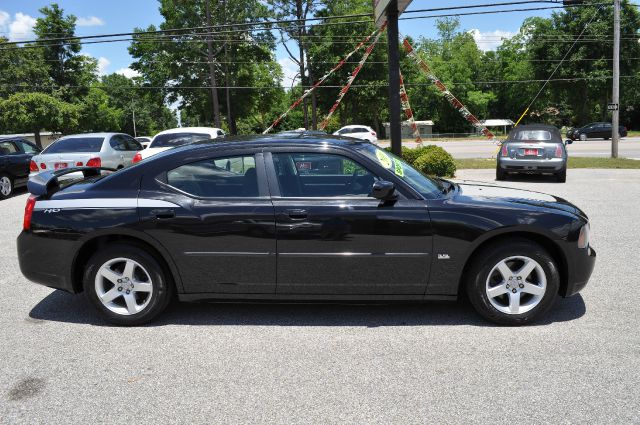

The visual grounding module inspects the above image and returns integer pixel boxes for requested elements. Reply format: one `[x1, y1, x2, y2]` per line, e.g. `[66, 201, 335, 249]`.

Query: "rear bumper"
[498, 157, 565, 173]
[17, 231, 77, 293]
[562, 245, 596, 297]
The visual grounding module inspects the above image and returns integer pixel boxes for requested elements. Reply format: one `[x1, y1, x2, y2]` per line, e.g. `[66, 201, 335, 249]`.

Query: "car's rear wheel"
[496, 167, 506, 181]
[83, 243, 173, 325]
[465, 239, 559, 325]
[579, 133, 587, 141]
[0, 174, 13, 199]
[556, 168, 567, 183]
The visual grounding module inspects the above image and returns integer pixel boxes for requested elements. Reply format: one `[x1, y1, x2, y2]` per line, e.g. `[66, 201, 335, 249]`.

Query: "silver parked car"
[496, 124, 572, 183]
[30, 133, 143, 176]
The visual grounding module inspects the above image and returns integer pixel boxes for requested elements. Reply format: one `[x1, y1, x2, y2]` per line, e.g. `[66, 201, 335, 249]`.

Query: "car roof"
[58, 133, 122, 139]
[340, 125, 371, 129]
[154, 127, 223, 136]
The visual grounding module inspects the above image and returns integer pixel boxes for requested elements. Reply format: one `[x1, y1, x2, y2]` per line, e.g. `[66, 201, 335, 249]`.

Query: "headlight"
[578, 223, 590, 249]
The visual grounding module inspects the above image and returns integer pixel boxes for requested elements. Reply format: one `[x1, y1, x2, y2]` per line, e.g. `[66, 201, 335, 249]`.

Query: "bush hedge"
[387, 145, 457, 177]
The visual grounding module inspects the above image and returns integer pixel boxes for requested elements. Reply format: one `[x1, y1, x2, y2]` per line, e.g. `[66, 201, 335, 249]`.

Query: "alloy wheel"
[485, 256, 547, 315]
[94, 257, 153, 315]
[0, 176, 12, 197]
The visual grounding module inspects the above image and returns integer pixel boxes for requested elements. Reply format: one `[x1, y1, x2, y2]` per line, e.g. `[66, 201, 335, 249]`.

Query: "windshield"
[356, 144, 442, 198]
[512, 130, 552, 141]
[43, 137, 104, 154]
[151, 132, 211, 148]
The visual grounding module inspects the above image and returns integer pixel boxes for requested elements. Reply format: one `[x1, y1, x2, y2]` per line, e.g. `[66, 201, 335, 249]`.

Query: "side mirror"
[564, 139, 573, 145]
[371, 180, 397, 201]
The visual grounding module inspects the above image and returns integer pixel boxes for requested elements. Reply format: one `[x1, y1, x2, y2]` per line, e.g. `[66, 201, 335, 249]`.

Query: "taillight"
[554, 144, 563, 158]
[86, 157, 101, 167]
[29, 160, 39, 172]
[76, 161, 83, 167]
[23, 195, 36, 231]
[40, 163, 47, 170]
[501, 144, 508, 157]
[132, 152, 142, 164]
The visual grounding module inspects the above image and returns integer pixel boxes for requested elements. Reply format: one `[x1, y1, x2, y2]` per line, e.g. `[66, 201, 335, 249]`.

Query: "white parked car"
[333, 125, 378, 143]
[135, 136, 152, 149]
[133, 127, 225, 163]
[29, 133, 142, 177]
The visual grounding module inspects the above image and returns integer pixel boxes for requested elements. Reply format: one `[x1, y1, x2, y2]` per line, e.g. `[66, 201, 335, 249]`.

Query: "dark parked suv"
[567, 122, 627, 141]
[0, 136, 41, 199]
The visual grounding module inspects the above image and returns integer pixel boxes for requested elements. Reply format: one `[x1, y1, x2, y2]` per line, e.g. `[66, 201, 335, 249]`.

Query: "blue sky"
[0, 0, 556, 82]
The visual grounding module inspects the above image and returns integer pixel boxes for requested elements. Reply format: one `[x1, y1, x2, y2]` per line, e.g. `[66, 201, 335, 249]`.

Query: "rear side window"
[167, 155, 258, 197]
[44, 137, 104, 154]
[272, 153, 377, 197]
[0, 141, 19, 155]
[109, 136, 129, 151]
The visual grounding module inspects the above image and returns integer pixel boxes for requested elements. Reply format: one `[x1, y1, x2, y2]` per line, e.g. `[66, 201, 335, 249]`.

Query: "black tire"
[465, 238, 560, 326]
[496, 167, 507, 181]
[556, 168, 567, 183]
[83, 243, 174, 325]
[0, 173, 14, 199]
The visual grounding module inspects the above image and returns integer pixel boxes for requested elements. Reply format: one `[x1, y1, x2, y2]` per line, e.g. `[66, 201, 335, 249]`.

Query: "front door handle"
[153, 209, 175, 219]
[284, 209, 307, 220]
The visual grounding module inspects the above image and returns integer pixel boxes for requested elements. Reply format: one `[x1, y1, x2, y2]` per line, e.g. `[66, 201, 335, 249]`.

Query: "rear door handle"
[285, 209, 307, 220]
[153, 209, 175, 219]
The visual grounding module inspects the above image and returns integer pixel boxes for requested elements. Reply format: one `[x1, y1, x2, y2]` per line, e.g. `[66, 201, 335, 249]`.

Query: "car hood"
[453, 181, 586, 218]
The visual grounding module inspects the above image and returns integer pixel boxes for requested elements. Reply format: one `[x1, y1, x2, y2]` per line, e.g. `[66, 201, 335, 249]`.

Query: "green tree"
[0, 37, 50, 98]
[34, 3, 98, 102]
[0, 92, 79, 147]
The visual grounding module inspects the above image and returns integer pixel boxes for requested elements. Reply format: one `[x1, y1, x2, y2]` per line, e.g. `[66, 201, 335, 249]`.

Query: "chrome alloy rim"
[0, 177, 11, 196]
[485, 256, 547, 315]
[95, 258, 153, 315]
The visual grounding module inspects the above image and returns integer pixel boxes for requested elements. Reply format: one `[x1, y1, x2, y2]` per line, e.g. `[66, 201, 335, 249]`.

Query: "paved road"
[2, 170, 639, 424]
[379, 137, 640, 159]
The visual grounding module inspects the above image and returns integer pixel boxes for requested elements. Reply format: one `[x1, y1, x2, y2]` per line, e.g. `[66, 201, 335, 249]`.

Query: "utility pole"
[612, 0, 620, 158]
[205, 0, 222, 128]
[387, 0, 402, 156]
[132, 107, 137, 137]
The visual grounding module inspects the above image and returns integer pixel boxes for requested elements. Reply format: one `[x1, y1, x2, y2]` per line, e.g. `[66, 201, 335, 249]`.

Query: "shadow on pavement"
[29, 290, 586, 328]
[500, 173, 563, 184]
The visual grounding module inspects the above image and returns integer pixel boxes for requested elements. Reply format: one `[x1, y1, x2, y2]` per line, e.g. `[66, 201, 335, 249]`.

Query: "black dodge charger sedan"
[18, 135, 596, 326]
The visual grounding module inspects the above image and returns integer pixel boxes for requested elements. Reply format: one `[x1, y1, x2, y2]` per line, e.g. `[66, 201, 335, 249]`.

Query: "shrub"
[413, 146, 457, 177]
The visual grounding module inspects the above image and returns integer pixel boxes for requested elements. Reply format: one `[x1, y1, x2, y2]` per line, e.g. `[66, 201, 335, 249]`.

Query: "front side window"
[167, 155, 258, 197]
[272, 153, 377, 197]
[16, 140, 38, 154]
[356, 144, 442, 199]
[44, 137, 104, 154]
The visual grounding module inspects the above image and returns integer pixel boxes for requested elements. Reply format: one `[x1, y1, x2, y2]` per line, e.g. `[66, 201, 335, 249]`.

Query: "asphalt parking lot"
[2, 169, 639, 424]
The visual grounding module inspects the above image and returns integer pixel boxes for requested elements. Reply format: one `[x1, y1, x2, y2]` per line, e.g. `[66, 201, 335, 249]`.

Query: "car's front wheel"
[465, 239, 560, 325]
[83, 243, 173, 325]
[0, 173, 13, 199]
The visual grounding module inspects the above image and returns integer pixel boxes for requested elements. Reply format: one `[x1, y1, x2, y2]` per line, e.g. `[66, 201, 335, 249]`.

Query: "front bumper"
[562, 245, 596, 297]
[498, 157, 565, 173]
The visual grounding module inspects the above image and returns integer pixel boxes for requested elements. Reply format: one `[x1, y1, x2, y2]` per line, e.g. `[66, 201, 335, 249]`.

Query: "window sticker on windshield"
[375, 149, 393, 169]
[393, 159, 405, 177]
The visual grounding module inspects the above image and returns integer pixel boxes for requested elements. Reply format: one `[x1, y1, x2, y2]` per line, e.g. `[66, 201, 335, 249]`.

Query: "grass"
[455, 157, 640, 169]
[627, 130, 640, 137]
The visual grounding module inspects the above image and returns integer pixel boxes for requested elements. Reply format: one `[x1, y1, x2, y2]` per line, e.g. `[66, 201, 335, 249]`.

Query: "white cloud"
[278, 58, 299, 89]
[116, 67, 141, 79]
[76, 16, 104, 27]
[469, 29, 515, 51]
[97, 57, 110, 75]
[0, 10, 10, 31]
[6, 12, 36, 42]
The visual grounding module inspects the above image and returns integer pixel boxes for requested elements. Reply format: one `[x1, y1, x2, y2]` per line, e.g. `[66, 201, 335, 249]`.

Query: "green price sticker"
[375, 149, 393, 169]
[393, 159, 404, 177]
